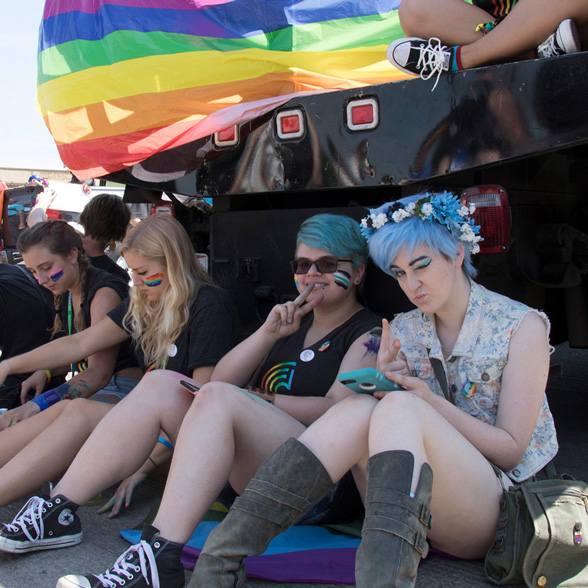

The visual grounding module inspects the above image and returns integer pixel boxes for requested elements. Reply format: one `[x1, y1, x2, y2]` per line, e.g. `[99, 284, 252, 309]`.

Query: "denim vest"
[391, 281, 558, 483]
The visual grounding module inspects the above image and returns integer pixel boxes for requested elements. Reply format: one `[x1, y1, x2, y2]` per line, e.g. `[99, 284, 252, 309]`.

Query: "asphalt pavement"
[1, 342, 587, 588]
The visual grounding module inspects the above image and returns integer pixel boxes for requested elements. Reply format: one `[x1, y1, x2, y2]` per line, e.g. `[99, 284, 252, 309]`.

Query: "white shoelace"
[95, 540, 159, 588]
[3, 496, 47, 542]
[415, 37, 450, 91]
[537, 34, 557, 58]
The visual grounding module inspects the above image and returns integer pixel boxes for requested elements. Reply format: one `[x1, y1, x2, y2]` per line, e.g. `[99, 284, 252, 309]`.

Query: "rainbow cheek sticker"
[462, 381, 477, 398]
[50, 268, 64, 282]
[294, 275, 299, 287]
[144, 272, 164, 287]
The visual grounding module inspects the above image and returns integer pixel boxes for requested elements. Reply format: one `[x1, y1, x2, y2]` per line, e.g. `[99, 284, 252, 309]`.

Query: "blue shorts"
[90, 375, 140, 403]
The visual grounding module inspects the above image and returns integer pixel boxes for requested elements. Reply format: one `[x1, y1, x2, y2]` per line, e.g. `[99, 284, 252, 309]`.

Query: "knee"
[398, 0, 431, 36]
[62, 397, 107, 425]
[189, 381, 240, 414]
[375, 391, 430, 423]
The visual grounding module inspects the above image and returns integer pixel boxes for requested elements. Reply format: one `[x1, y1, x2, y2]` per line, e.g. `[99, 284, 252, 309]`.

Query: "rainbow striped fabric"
[38, 0, 408, 180]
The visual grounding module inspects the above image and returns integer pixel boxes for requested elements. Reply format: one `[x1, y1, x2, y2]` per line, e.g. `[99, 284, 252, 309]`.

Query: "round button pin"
[300, 349, 315, 362]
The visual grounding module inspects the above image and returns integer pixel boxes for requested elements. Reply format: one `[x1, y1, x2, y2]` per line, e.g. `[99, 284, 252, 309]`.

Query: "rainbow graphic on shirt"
[260, 362, 296, 393]
[37, 0, 407, 180]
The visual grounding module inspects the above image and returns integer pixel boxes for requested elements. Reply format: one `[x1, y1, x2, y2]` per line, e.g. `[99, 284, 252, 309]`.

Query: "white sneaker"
[537, 19, 580, 58]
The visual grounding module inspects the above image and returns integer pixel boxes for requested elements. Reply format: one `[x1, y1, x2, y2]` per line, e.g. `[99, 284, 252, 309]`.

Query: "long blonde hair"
[120, 214, 215, 369]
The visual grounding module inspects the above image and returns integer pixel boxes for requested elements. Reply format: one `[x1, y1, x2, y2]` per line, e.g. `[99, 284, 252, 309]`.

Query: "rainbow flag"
[38, 0, 408, 180]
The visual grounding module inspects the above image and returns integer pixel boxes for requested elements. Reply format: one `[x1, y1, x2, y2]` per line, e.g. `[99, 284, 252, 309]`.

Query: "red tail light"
[150, 201, 174, 216]
[460, 185, 510, 254]
[45, 208, 62, 220]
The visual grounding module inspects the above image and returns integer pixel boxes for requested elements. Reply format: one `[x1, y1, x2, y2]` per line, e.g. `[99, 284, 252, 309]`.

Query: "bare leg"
[0, 399, 113, 507]
[0, 401, 69, 468]
[399, 0, 490, 45]
[368, 392, 504, 558]
[459, 0, 588, 69]
[152, 383, 307, 544]
[297, 392, 505, 559]
[51, 370, 196, 504]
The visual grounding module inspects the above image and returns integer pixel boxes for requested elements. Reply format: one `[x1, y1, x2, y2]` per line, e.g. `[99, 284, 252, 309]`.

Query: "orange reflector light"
[461, 185, 510, 254]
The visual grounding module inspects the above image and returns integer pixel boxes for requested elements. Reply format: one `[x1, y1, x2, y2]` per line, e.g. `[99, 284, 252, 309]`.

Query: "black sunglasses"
[289, 256, 352, 275]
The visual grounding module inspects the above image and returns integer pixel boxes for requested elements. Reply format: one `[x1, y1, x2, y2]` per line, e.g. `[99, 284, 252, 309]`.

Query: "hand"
[373, 371, 434, 403]
[376, 319, 409, 377]
[0, 362, 10, 388]
[262, 283, 323, 339]
[97, 471, 147, 518]
[0, 402, 40, 431]
[20, 370, 48, 404]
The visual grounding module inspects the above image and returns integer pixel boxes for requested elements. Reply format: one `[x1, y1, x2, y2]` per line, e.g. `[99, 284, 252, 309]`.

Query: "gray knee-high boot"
[355, 450, 433, 588]
[188, 437, 334, 588]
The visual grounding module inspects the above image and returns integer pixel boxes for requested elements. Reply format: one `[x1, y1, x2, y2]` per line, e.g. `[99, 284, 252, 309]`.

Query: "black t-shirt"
[56, 265, 137, 373]
[254, 307, 381, 397]
[0, 264, 58, 391]
[90, 254, 130, 283]
[107, 284, 240, 376]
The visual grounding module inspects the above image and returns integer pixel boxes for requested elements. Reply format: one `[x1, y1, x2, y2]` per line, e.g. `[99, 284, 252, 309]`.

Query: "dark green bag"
[485, 472, 588, 587]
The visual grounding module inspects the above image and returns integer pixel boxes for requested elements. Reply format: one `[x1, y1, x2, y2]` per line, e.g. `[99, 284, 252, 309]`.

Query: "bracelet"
[45, 369, 52, 384]
[246, 386, 276, 404]
[148, 456, 158, 468]
[30, 382, 72, 411]
[157, 436, 174, 451]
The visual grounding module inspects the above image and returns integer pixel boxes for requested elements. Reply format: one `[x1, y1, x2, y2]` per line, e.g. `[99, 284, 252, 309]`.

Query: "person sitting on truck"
[0, 213, 382, 588]
[186, 191, 558, 588]
[387, 0, 588, 89]
[0, 214, 240, 512]
[78, 193, 131, 283]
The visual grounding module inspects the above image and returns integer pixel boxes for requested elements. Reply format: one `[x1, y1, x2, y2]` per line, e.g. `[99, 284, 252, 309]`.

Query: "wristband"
[30, 382, 72, 411]
[45, 369, 52, 383]
[157, 436, 174, 451]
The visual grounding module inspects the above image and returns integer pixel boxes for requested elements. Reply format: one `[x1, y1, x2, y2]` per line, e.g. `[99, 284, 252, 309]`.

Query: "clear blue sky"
[0, 2, 65, 170]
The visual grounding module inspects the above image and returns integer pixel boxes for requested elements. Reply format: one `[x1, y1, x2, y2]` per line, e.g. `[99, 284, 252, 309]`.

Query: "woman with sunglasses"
[0, 214, 382, 587]
[0, 214, 239, 511]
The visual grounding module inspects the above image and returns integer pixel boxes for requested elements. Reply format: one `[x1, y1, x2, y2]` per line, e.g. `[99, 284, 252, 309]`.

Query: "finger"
[97, 497, 116, 515]
[379, 319, 391, 359]
[390, 338, 402, 362]
[384, 370, 419, 390]
[292, 282, 315, 307]
[292, 292, 323, 322]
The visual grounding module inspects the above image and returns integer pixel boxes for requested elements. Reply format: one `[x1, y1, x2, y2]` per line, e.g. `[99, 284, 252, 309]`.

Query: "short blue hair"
[367, 202, 478, 279]
[296, 213, 368, 267]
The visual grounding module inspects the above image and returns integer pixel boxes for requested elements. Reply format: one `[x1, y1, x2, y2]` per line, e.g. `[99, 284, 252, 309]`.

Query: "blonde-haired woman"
[0, 214, 240, 510]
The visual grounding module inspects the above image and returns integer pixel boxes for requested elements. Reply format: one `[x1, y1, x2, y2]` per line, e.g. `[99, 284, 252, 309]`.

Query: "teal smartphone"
[338, 367, 403, 394]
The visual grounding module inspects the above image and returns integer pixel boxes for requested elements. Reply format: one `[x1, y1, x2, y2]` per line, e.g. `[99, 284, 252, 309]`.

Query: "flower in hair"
[360, 191, 482, 254]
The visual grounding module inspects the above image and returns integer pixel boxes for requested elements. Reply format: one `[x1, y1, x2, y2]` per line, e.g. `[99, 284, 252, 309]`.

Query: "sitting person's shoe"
[0, 485, 82, 554]
[56, 525, 185, 588]
[537, 19, 580, 58]
[387, 37, 458, 89]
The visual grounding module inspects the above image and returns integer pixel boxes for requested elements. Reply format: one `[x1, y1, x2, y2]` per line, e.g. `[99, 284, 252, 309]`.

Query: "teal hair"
[296, 213, 368, 267]
[368, 206, 478, 279]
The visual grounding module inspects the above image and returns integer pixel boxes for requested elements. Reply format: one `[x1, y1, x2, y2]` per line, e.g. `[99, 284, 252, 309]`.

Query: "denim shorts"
[90, 375, 140, 403]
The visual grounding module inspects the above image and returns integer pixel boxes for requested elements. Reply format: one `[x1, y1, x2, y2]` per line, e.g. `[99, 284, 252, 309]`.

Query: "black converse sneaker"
[0, 488, 82, 554]
[387, 37, 458, 90]
[56, 525, 185, 588]
[537, 19, 580, 58]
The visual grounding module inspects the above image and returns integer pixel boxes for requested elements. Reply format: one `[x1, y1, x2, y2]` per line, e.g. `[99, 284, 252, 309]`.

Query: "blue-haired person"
[182, 192, 558, 588]
[1, 214, 383, 588]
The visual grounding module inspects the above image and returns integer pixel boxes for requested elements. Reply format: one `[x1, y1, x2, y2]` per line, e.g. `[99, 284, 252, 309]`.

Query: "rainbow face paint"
[143, 272, 164, 287]
[333, 269, 351, 289]
[50, 268, 64, 282]
[294, 274, 299, 287]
